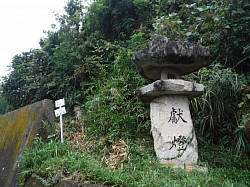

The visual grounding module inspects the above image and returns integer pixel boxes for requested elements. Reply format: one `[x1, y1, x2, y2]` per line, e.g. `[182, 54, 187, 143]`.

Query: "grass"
[18, 127, 250, 187]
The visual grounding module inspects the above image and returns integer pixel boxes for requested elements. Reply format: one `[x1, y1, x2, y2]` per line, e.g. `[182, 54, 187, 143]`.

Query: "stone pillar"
[151, 95, 198, 164]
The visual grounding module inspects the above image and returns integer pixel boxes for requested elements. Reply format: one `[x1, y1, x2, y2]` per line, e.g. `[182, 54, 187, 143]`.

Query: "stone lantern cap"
[132, 36, 210, 80]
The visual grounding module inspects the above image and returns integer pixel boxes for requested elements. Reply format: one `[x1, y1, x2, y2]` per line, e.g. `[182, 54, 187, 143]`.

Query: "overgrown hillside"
[0, 0, 249, 186]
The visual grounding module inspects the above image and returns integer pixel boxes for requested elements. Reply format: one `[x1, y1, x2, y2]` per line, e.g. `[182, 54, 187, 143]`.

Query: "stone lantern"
[132, 36, 209, 172]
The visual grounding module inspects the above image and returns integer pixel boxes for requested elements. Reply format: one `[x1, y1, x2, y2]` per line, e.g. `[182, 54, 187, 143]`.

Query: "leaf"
[246, 94, 250, 100]
[238, 125, 245, 129]
[186, 32, 192, 37]
[197, 7, 205, 12]
[213, 15, 220, 21]
[196, 17, 202, 21]
[188, 3, 196, 8]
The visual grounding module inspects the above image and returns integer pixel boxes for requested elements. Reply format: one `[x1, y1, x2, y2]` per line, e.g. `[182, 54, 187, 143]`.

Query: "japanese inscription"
[169, 135, 187, 151]
[168, 107, 187, 124]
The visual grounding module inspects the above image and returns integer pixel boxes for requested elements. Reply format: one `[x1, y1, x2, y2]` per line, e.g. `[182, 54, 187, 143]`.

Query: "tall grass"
[190, 64, 249, 152]
[18, 137, 250, 187]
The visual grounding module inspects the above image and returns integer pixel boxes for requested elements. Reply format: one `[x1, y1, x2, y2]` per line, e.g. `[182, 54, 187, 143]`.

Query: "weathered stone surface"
[0, 99, 54, 187]
[137, 79, 204, 103]
[132, 35, 210, 80]
[150, 95, 198, 164]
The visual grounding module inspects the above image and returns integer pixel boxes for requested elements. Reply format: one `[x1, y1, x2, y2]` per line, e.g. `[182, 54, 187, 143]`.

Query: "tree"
[0, 90, 7, 114]
[152, 0, 250, 73]
[84, 0, 154, 41]
[2, 49, 52, 109]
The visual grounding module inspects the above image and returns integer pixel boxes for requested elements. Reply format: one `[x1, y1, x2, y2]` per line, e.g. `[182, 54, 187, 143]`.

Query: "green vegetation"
[0, 93, 7, 114]
[0, 81, 7, 114]
[19, 137, 250, 186]
[191, 65, 249, 152]
[0, 0, 249, 186]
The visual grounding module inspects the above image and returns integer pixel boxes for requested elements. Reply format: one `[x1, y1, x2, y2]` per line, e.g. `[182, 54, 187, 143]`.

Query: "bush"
[152, 0, 250, 73]
[190, 64, 249, 152]
[0, 93, 7, 114]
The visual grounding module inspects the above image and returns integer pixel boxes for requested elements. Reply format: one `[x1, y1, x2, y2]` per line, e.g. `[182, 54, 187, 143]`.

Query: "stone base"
[162, 162, 208, 174]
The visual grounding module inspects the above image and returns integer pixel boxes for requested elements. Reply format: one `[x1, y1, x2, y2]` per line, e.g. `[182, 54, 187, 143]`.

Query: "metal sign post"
[54, 98, 66, 143]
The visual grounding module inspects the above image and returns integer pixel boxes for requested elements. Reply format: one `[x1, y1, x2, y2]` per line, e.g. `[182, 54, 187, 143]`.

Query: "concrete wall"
[0, 99, 54, 187]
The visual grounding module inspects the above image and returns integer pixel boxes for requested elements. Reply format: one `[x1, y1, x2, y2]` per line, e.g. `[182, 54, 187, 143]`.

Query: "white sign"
[54, 98, 66, 143]
[54, 107, 66, 117]
[55, 98, 65, 108]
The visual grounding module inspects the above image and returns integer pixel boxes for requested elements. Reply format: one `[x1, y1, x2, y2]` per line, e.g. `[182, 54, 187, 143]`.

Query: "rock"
[132, 35, 210, 80]
[0, 99, 54, 187]
[150, 95, 199, 164]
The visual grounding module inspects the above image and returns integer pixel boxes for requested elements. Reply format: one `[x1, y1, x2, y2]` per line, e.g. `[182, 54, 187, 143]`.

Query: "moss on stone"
[0, 99, 54, 187]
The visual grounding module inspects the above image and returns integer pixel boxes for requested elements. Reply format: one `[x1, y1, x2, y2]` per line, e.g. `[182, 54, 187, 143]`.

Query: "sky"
[0, 0, 66, 77]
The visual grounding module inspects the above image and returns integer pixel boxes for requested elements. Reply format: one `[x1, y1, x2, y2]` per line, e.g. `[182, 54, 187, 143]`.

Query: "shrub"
[0, 93, 7, 114]
[152, 0, 250, 73]
[190, 64, 249, 152]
